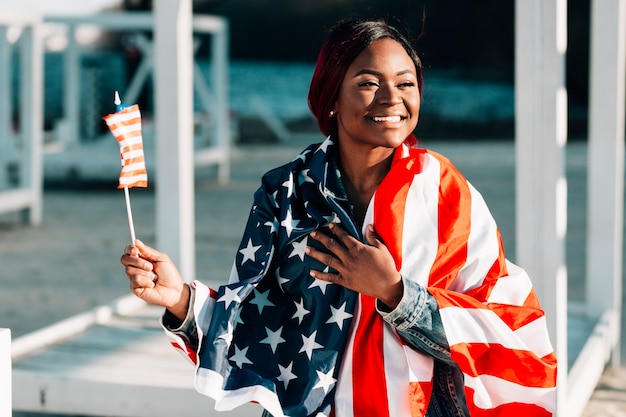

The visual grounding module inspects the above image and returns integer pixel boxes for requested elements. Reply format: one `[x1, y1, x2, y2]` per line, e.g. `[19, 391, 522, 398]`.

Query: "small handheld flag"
[103, 91, 148, 243]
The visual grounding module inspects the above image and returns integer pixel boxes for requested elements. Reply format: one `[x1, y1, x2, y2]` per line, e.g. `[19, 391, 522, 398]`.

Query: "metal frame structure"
[0, 10, 43, 226]
[516, 1, 625, 416]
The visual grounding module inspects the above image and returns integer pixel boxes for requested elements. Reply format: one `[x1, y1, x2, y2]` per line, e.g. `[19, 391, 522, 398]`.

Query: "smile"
[371, 116, 404, 123]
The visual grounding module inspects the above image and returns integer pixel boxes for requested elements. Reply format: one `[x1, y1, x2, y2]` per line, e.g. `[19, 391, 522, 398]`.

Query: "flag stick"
[124, 185, 137, 243]
[115, 91, 137, 243]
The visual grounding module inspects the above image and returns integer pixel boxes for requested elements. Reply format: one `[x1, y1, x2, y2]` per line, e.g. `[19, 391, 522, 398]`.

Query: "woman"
[121, 19, 557, 417]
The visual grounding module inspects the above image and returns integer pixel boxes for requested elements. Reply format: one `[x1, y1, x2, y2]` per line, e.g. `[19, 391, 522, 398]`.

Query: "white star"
[280, 209, 300, 237]
[326, 301, 353, 330]
[234, 307, 244, 325]
[217, 286, 241, 308]
[293, 149, 310, 163]
[217, 321, 234, 346]
[304, 201, 313, 218]
[313, 367, 336, 394]
[264, 219, 278, 234]
[261, 326, 286, 353]
[289, 236, 308, 261]
[230, 345, 252, 368]
[282, 173, 294, 199]
[277, 361, 298, 390]
[239, 238, 261, 264]
[250, 288, 275, 314]
[230, 344, 253, 368]
[308, 275, 330, 294]
[317, 138, 333, 153]
[299, 168, 314, 184]
[300, 330, 323, 360]
[270, 190, 279, 208]
[276, 268, 290, 289]
[291, 298, 310, 324]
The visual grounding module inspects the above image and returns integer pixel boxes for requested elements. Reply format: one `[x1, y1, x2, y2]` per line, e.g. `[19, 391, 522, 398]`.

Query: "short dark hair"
[307, 19, 423, 138]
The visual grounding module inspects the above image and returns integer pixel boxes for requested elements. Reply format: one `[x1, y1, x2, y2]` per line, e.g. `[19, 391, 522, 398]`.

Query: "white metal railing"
[43, 12, 231, 182]
[0, 10, 43, 226]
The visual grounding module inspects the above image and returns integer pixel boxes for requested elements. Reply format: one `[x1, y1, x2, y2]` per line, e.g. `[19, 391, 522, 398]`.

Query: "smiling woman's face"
[333, 38, 421, 151]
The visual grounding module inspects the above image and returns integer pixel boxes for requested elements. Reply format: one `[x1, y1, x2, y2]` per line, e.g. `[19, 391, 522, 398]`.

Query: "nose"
[377, 83, 402, 105]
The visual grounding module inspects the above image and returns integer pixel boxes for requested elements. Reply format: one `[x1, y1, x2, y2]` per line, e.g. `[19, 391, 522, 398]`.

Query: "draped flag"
[103, 104, 147, 189]
[164, 138, 557, 417]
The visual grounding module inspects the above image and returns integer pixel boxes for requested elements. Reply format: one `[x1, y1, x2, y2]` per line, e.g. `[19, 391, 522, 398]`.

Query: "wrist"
[167, 283, 191, 321]
[379, 275, 404, 310]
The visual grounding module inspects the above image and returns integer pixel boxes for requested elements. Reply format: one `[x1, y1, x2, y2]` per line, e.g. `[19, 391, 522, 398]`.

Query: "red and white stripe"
[103, 104, 148, 189]
[334, 146, 556, 416]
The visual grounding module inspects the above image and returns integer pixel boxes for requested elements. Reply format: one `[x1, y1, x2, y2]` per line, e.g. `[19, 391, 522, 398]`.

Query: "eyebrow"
[353, 69, 416, 78]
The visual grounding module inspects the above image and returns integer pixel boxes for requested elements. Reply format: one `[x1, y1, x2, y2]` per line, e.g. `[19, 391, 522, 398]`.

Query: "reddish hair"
[308, 19, 423, 139]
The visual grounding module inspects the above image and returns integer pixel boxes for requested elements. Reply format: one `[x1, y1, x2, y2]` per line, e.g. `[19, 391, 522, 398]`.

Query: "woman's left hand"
[306, 223, 403, 309]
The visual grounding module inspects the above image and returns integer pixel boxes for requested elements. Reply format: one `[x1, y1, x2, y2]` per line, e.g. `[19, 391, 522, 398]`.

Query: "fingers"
[328, 223, 360, 250]
[134, 239, 169, 263]
[305, 245, 337, 268]
[365, 224, 383, 247]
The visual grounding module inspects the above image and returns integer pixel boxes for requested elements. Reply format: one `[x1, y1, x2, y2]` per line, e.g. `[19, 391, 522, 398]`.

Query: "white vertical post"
[154, 0, 196, 281]
[587, 0, 625, 365]
[515, 0, 568, 414]
[0, 329, 11, 417]
[63, 24, 80, 146]
[19, 23, 43, 226]
[212, 24, 230, 183]
[0, 26, 10, 190]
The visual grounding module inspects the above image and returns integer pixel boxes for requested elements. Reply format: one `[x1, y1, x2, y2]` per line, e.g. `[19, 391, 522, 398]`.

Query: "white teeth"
[372, 116, 402, 122]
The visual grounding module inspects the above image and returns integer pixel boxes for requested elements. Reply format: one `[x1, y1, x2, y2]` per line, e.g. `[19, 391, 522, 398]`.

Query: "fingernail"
[310, 231, 317, 237]
[310, 271, 317, 278]
[305, 247, 311, 254]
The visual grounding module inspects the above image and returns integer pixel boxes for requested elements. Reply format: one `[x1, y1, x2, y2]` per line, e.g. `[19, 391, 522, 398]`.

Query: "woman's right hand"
[120, 239, 190, 320]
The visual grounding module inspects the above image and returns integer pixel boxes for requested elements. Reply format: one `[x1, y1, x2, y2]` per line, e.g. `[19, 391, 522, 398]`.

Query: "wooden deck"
[11, 296, 261, 417]
[10, 293, 602, 417]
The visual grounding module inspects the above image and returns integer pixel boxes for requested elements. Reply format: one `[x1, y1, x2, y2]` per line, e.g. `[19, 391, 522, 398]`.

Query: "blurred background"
[8, 0, 592, 145]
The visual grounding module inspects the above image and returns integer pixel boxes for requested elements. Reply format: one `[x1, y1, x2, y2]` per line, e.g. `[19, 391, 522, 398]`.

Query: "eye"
[358, 80, 380, 88]
[397, 81, 416, 89]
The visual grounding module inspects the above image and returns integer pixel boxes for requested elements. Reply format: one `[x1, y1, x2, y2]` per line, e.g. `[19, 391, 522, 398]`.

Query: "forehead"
[348, 38, 416, 74]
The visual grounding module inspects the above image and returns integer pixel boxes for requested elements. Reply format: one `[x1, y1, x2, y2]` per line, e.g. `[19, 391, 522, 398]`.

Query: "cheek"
[407, 94, 421, 114]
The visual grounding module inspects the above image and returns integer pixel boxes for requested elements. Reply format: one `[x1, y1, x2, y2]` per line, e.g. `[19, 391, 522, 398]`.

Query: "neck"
[337, 145, 395, 224]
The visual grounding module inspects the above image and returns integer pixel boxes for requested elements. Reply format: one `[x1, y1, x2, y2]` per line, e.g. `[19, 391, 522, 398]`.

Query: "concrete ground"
[1, 140, 625, 416]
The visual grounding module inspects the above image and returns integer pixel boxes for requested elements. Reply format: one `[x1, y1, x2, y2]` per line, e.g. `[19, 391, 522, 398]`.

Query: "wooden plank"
[12, 305, 263, 417]
[12, 294, 146, 360]
[14, 373, 261, 417]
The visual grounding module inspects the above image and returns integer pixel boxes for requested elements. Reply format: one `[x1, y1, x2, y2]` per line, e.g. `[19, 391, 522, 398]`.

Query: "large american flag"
[165, 138, 557, 417]
[103, 104, 148, 189]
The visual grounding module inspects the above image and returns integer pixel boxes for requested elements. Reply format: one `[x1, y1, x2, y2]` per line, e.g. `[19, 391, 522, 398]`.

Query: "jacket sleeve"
[377, 277, 451, 364]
